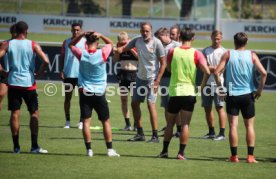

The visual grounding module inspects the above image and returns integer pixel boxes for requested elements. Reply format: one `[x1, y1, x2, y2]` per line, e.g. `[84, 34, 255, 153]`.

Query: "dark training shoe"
[202, 133, 216, 139]
[157, 152, 168, 158]
[146, 136, 159, 143]
[174, 132, 181, 138]
[14, 148, 21, 154]
[127, 134, 145, 142]
[120, 125, 132, 131]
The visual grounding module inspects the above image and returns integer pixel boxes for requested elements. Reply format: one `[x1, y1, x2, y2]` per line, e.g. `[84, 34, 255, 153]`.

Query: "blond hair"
[117, 31, 129, 41]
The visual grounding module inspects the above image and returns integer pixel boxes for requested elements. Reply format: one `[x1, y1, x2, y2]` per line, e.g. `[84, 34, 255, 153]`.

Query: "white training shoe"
[78, 122, 83, 130]
[87, 149, 93, 157]
[213, 135, 226, 141]
[107, 149, 120, 157]
[64, 121, 70, 129]
[31, 147, 48, 154]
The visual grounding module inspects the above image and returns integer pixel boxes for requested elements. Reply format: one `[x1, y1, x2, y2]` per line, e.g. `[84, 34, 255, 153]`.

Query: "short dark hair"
[9, 24, 16, 34]
[85, 32, 98, 43]
[211, 30, 222, 37]
[140, 22, 152, 30]
[180, 28, 195, 41]
[234, 32, 248, 48]
[15, 21, 28, 34]
[170, 24, 180, 34]
[71, 22, 82, 29]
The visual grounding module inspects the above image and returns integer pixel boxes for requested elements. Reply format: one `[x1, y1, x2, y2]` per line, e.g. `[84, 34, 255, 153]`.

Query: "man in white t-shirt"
[201, 30, 227, 141]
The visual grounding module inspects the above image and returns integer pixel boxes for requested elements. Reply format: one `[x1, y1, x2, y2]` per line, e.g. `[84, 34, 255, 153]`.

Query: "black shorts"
[226, 93, 255, 119]
[167, 96, 197, 113]
[63, 78, 78, 92]
[79, 91, 110, 121]
[0, 75, 7, 84]
[8, 88, 38, 113]
[118, 70, 137, 90]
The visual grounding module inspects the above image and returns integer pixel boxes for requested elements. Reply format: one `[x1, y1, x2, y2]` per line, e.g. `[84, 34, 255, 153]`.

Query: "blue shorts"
[131, 77, 157, 103]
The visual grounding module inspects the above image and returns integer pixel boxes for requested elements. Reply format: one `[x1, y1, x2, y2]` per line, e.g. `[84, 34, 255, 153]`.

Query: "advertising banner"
[32, 45, 276, 90]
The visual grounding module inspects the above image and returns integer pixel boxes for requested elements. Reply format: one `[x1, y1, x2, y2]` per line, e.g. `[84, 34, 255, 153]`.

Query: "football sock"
[230, 146, 237, 156]
[85, 142, 91, 150]
[177, 125, 181, 133]
[12, 135, 20, 149]
[219, 128, 225, 136]
[152, 130, 158, 138]
[125, 118, 131, 126]
[248, 146, 254, 155]
[178, 144, 186, 155]
[209, 127, 215, 135]
[137, 127, 144, 136]
[31, 133, 39, 149]
[106, 142, 112, 149]
[162, 141, 170, 153]
[65, 114, 70, 121]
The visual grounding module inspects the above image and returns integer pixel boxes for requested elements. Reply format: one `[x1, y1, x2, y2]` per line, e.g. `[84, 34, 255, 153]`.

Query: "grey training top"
[127, 36, 165, 80]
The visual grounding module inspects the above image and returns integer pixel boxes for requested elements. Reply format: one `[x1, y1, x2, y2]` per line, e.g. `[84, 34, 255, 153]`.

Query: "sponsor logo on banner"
[110, 20, 142, 34]
[43, 18, 83, 32]
[29, 44, 276, 90]
[0, 16, 17, 29]
[177, 23, 214, 36]
[244, 25, 276, 39]
[256, 56, 276, 88]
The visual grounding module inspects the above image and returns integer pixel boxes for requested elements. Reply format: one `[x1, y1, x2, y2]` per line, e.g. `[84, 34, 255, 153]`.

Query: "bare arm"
[199, 63, 211, 91]
[130, 48, 138, 59]
[69, 33, 85, 47]
[153, 56, 166, 93]
[34, 43, 50, 79]
[0, 42, 8, 59]
[94, 32, 113, 46]
[59, 41, 66, 80]
[209, 65, 216, 73]
[116, 44, 131, 54]
[112, 47, 120, 62]
[166, 48, 174, 72]
[156, 56, 166, 83]
[214, 52, 228, 87]
[253, 53, 267, 99]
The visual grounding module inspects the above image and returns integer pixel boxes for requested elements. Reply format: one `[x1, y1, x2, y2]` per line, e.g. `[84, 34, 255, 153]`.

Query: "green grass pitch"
[1, 32, 276, 51]
[0, 82, 276, 178]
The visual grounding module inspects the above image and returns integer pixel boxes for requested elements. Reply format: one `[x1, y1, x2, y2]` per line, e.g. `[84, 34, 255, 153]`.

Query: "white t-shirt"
[127, 36, 165, 80]
[202, 46, 226, 85]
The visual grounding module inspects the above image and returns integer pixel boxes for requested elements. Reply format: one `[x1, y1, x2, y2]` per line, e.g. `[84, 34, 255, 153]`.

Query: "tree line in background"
[67, 0, 275, 19]
[67, 0, 193, 18]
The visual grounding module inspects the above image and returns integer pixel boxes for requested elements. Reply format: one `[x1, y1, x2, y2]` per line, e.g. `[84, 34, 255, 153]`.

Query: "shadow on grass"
[0, 124, 66, 129]
[49, 136, 151, 142]
[203, 156, 276, 163]
[119, 154, 220, 161]
[0, 150, 83, 157]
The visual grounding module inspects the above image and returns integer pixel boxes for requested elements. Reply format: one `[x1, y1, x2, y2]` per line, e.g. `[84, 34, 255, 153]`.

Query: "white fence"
[0, 13, 276, 41]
